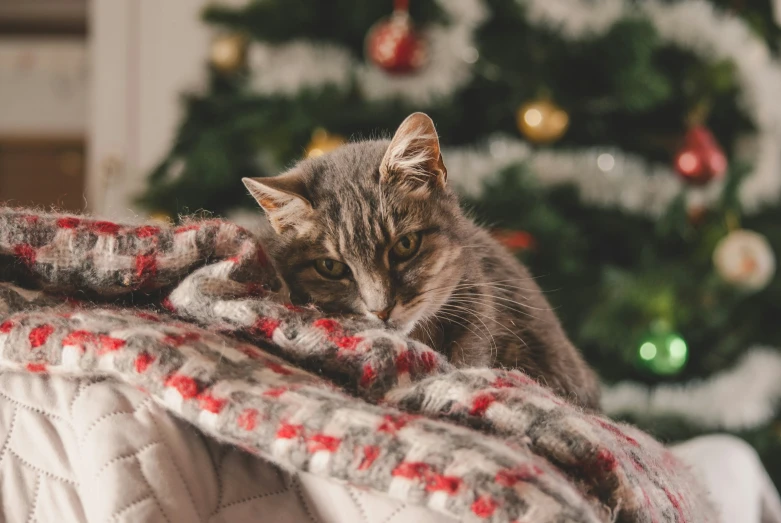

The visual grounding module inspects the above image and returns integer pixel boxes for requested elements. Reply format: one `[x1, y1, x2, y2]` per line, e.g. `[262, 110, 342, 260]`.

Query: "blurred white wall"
[0, 39, 87, 136]
[89, 0, 217, 220]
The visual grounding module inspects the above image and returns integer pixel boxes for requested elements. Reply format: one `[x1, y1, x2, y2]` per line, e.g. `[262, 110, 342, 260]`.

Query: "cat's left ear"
[242, 172, 313, 235]
[381, 112, 447, 197]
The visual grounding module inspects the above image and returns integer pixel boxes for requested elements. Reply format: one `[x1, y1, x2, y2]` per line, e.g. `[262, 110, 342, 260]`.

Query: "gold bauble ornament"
[516, 99, 569, 144]
[210, 34, 247, 73]
[148, 212, 173, 225]
[305, 128, 346, 158]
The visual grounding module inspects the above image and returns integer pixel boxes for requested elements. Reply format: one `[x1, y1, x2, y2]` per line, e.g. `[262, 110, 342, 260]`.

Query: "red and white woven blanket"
[0, 207, 715, 523]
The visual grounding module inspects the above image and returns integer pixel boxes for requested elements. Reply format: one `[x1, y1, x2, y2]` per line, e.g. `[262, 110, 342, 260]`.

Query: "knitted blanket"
[0, 208, 715, 523]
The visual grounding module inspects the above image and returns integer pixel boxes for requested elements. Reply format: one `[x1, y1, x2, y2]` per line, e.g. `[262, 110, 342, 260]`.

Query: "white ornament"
[713, 230, 776, 291]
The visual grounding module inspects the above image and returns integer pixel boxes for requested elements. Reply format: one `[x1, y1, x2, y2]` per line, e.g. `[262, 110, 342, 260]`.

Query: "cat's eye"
[314, 259, 349, 279]
[391, 232, 422, 261]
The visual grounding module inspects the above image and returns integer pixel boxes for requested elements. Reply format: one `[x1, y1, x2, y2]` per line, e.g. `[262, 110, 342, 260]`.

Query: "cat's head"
[243, 112, 466, 333]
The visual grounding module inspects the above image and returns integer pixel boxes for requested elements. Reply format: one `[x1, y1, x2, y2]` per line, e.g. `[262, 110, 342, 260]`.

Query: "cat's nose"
[372, 305, 394, 323]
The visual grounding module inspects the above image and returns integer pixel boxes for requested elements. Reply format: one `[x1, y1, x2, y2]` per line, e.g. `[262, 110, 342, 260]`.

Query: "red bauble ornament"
[674, 125, 728, 185]
[365, 0, 427, 75]
[492, 229, 535, 253]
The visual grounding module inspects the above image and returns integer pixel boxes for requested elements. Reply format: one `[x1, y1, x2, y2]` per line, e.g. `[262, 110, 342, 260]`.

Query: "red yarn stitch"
[308, 434, 341, 453]
[419, 351, 437, 372]
[631, 456, 646, 472]
[0, 321, 13, 334]
[335, 335, 361, 350]
[25, 363, 47, 373]
[359, 446, 380, 470]
[252, 317, 280, 338]
[469, 392, 496, 416]
[163, 332, 200, 346]
[276, 423, 303, 439]
[135, 225, 160, 238]
[198, 394, 227, 414]
[426, 475, 462, 494]
[359, 364, 376, 388]
[62, 330, 95, 351]
[643, 489, 661, 523]
[664, 488, 687, 523]
[164, 374, 200, 399]
[265, 361, 293, 375]
[56, 217, 81, 229]
[312, 318, 361, 350]
[13, 244, 36, 266]
[378, 414, 414, 434]
[135, 312, 160, 322]
[98, 335, 126, 355]
[471, 495, 498, 518]
[135, 253, 157, 279]
[89, 221, 121, 235]
[284, 303, 306, 313]
[313, 318, 340, 334]
[134, 352, 155, 373]
[595, 418, 639, 447]
[28, 325, 54, 348]
[395, 351, 412, 374]
[392, 461, 430, 480]
[495, 464, 544, 487]
[237, 409, 258, 431]
[594, 448, 618, 472]
[238, 344, 262, 360]
[263, 387, 289, 398]
[492, 377, 517, 388]
[174, 224, 199, 233]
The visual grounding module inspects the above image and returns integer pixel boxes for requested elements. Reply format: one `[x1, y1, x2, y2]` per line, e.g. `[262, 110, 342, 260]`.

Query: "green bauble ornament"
[636, 322, 688, 375]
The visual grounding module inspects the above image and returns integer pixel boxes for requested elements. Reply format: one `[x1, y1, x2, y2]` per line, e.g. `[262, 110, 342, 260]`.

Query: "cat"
[243, 113, 600, 409]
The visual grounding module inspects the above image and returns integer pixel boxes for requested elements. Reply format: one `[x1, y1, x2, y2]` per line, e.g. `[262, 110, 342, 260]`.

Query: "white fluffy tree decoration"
[248, 41, 353, 95]
[602, 348, 781, 430]
[444, 137, 684, 217]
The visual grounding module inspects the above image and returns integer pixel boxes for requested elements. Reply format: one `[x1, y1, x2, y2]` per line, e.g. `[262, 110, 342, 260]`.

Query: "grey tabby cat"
[243, 113, 600, 409]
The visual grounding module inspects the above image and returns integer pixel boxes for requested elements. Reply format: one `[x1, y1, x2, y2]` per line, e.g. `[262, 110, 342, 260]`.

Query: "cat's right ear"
[242, 173, 313, 234]
[381, 112, 447, 198]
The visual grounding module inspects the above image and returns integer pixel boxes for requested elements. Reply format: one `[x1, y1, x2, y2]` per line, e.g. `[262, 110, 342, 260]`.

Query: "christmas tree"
[141, 0, 781, 485]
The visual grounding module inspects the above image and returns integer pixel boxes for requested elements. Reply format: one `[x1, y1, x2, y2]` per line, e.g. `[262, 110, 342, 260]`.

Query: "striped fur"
[245, 114, 600, 409]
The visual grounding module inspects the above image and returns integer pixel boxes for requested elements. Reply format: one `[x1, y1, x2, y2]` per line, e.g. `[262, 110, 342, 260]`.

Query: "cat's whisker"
[433, 309, 489, 347]
[466, 305, 535, 337]
[448, 293, 536, 320]
[402, 288, 452, 317]
[439, 302, 498, 358]
[442, 303, 501, 356]
[451, 292, 554, 313]
[433, 312, 490, 360]
[415, 276, 554, 300]
[419, 321, 437, 350]
[441, 301, 528, 353]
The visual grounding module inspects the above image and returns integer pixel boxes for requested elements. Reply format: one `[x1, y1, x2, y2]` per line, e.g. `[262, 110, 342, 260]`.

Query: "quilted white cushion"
[0, 370, 455, 523]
